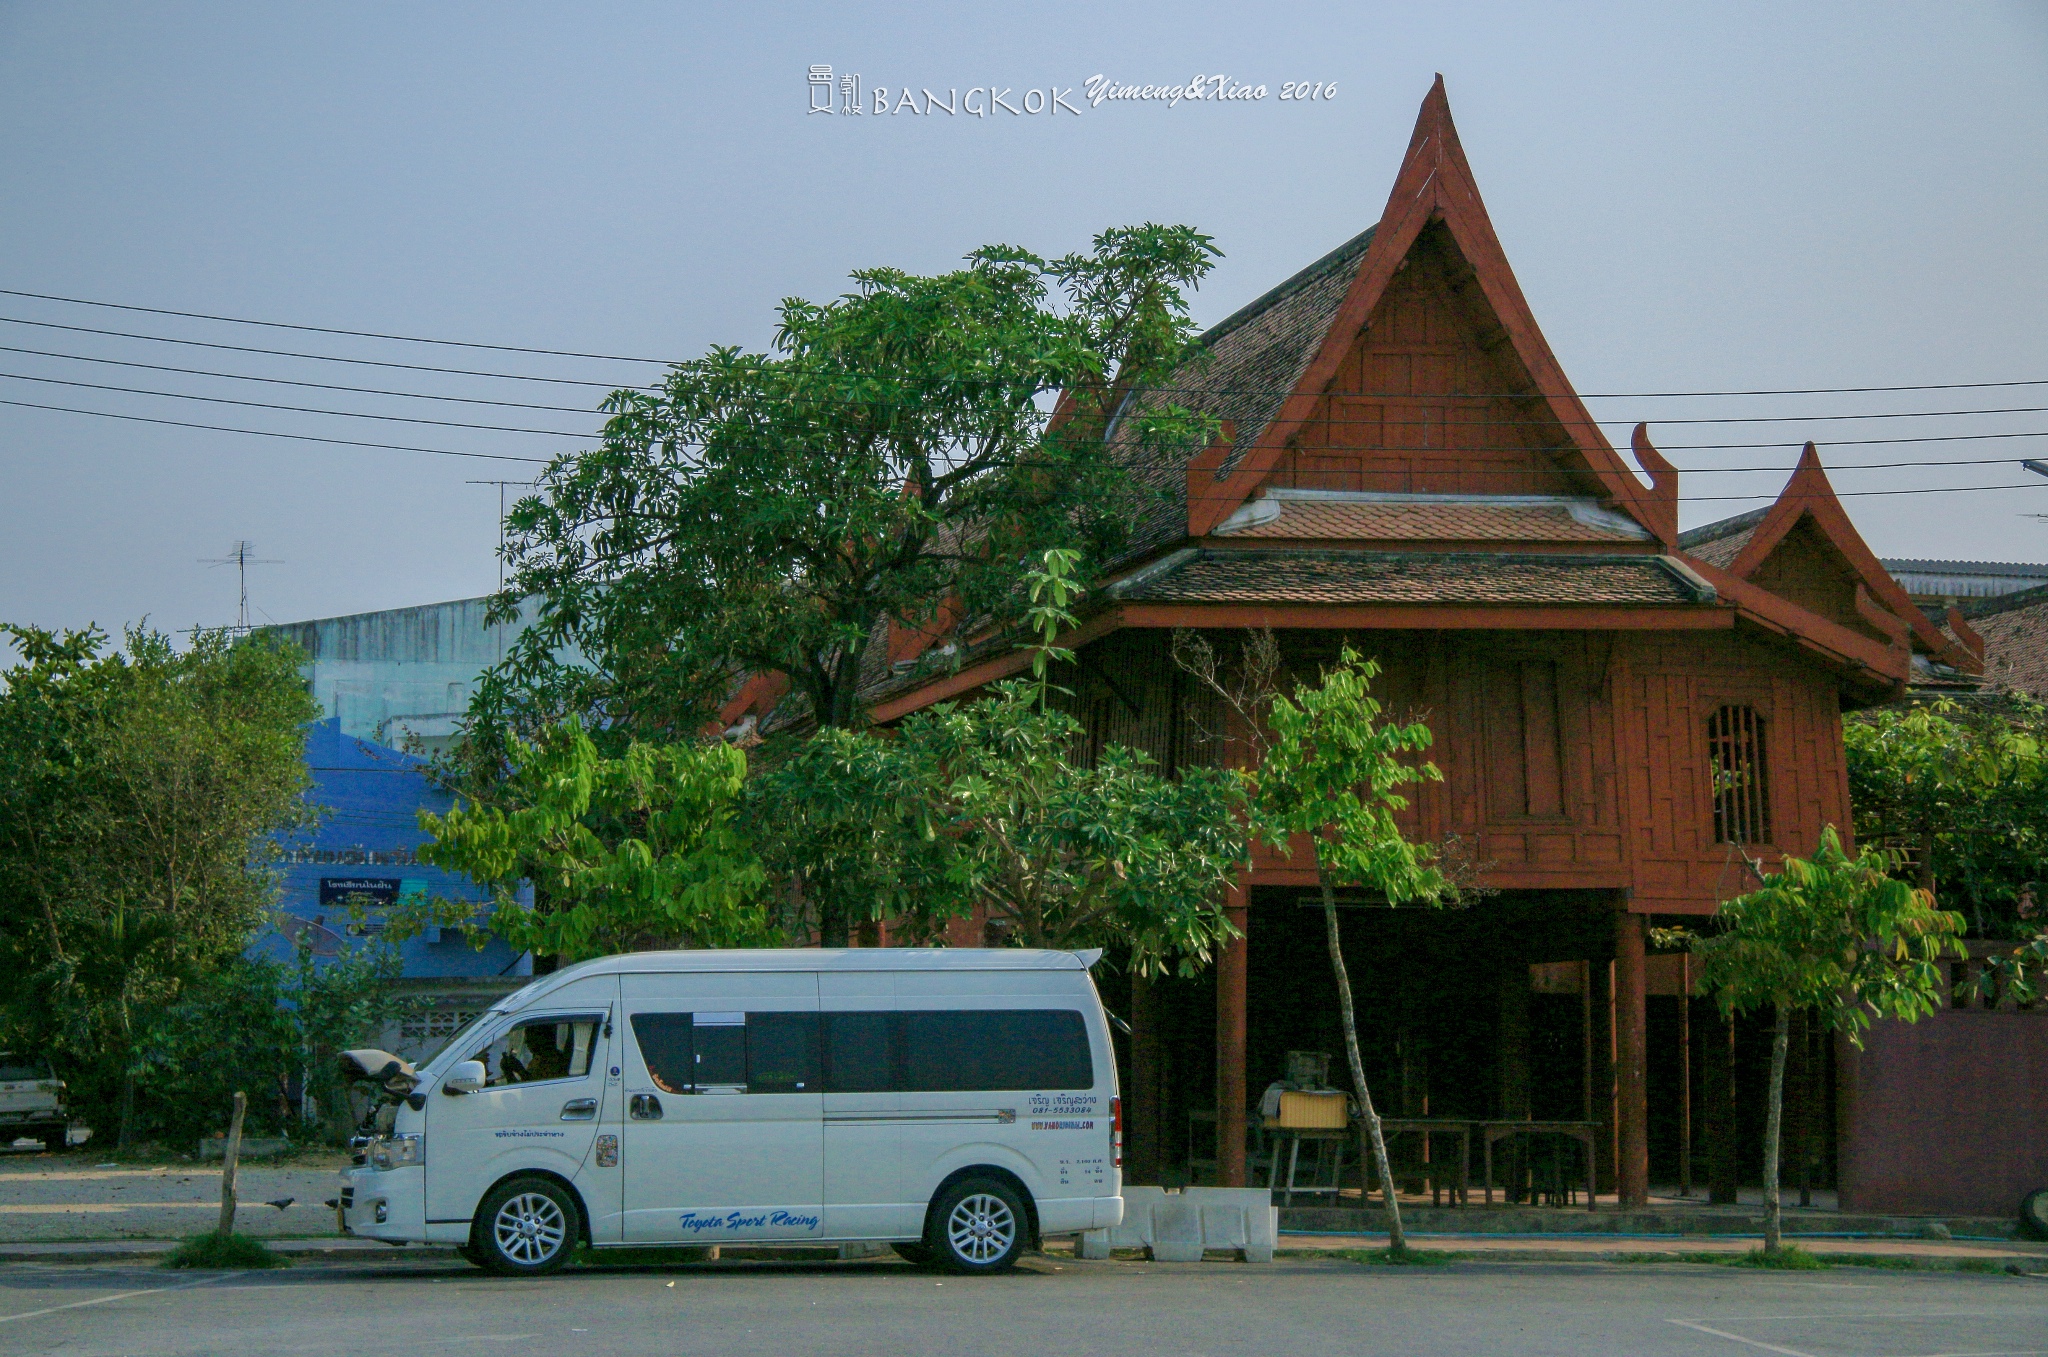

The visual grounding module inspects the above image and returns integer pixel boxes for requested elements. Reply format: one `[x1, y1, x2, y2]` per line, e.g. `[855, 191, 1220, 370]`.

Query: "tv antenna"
[467, 480, 533, 593]
[199, 540, 281, 632]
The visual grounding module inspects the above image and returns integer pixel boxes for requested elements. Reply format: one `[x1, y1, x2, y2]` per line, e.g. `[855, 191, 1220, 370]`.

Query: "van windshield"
[0, 1054, 51, 1082]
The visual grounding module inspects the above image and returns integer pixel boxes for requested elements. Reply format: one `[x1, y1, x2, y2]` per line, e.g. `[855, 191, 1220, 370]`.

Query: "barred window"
[1707, 705, 1772, 845]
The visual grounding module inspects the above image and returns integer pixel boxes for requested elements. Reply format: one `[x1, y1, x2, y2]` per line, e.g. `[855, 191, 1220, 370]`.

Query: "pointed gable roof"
[1167, 76, 1672, 546]
[1680, 443, 1980, 672]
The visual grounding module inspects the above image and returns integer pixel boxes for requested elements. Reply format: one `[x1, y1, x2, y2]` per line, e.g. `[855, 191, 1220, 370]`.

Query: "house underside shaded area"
[1116, 889, 1836, 1202]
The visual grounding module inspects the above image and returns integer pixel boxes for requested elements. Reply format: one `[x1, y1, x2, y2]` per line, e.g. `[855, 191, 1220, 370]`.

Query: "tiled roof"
[1107, 227, 1378, 565]
[1884, 558, 2048, 578]
[1962, 582, 2048, 699]
[1109, 550, 1708, 607]
[1214, 495, 1649, 543]
[1677, 507, 1770, 570]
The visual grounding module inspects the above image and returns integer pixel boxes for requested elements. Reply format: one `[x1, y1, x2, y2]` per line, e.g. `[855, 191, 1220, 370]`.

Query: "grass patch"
[1340, 1246, 1467, 1266]
[162, 1232, 287, 1270]
[1732, 1244, 1827, 1270]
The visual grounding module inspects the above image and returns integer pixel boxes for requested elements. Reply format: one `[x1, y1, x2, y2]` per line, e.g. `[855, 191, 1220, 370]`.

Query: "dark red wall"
[1838, 1010, 2048, 1217]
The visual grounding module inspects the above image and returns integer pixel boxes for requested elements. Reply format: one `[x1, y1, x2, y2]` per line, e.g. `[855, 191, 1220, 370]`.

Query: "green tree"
[0, 624, 317, 1142]
[1223, 641, 1456, 1254]
[413, 719, 774, 963]
[741, 726, 966, 948]
[890, 682, 1248, 969]
[1657, 828, 1964, 1254]
[1844, 698, 2048, 935]
[485, 224, 1220, 746]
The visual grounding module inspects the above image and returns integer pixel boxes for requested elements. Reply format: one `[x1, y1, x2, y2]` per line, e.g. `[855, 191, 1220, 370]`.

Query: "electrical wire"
[0, 369, 594, 438]
[0, 286, 671, 363]
[0, 342, 603, 413]
[0, 396, 549, 463]
[6, 283, 2048, 401]
[0, 314, 655, 388]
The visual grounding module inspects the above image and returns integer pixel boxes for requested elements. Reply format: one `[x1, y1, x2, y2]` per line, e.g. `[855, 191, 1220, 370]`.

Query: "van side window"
[819, 1010, 1093, 1093]
[746, 1012, 820, 1093]
[902, 1010, 1093, 1092]
[630, 1014, 693, 1094]
[628, 1011, 820, 1094]
[822, 1012, 896, 1093]
[469, 1014, 601, 1087]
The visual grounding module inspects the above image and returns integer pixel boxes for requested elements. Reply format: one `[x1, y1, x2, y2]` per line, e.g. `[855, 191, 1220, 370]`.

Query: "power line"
[11, 284, 2048, 402]
[0, 396, 549, 463]
[14, 346, 2048, 431]
[0, 369, 594, 438]
[0, 314, 653, 389]
[0, 286, 672, 364]
[0, 342, 603, 413]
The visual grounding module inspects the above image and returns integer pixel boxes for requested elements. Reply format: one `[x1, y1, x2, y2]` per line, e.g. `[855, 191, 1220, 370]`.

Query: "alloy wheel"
[944, 1192, 1017, 1265]
[493, 1190, 568, 1266]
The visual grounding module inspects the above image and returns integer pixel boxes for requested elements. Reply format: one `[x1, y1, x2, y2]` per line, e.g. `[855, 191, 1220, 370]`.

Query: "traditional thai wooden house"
[843, 79, 1988, 1201]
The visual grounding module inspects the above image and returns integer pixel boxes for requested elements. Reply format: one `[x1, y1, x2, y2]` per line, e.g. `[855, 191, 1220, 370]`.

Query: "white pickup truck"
[0, 1054, 69, 1152]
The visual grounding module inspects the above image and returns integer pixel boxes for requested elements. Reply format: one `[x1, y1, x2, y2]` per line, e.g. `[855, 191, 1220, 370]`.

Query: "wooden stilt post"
[1708, 1010, 1739, 1204]
[1615, 908, 1649, 1209]
[1679, 953, 1693, 1197]
[1130, 971, 1161, 1186]
[1216, 883, 1250, 1188]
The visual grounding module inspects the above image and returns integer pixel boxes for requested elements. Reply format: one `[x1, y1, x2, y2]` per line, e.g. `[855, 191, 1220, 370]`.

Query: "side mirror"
[443, 1060, 487, 1095]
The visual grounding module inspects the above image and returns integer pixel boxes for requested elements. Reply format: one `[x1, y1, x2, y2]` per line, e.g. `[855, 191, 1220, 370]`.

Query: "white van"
[339, 948, 1123, 1275]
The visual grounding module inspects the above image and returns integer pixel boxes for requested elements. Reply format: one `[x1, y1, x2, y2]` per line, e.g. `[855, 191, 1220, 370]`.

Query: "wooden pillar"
[1614, 907, 1649, 1209]
[1679, 953, 1693, 1197]
[1215, 883, 1249, 1187]
[1497, 958, 1531, 1120]
[1129, 971, 1161, 1185]
[1706, 1006, 1739, 1204]
[1592, 957, 1614, 1194]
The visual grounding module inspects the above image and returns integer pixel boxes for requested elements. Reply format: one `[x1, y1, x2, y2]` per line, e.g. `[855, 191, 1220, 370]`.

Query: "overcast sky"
[2, 2, 2045, 642]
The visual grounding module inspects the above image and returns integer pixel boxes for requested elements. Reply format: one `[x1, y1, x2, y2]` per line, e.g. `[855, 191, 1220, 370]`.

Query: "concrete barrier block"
[1110, 1186, 1167, 1249]
[1148, 1197, 1205, 1262]
[1079, 1229, 1111, 1260]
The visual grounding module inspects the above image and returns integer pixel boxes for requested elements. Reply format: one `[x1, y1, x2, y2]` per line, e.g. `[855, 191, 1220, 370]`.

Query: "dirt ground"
[0, 1149, 350, 1242]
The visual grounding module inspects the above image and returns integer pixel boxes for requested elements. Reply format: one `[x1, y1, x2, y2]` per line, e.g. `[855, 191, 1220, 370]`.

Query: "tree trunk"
[1762, 1005, 1789, 1254]
[1319, 871, 1404, 1252]
[818, 897, 850, 949]
[216, 1090, 247, 1238]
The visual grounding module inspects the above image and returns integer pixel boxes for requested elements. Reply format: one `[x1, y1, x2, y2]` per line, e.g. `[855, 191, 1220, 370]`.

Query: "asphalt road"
[0, 1255, 2042, 1357]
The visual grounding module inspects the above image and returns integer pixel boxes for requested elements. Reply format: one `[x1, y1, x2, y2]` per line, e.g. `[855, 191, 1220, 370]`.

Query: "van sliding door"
[616, 972, 822, 1244]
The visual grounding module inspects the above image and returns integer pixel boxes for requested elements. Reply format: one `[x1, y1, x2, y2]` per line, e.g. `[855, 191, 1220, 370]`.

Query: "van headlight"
[368, 1134, 423, 1170]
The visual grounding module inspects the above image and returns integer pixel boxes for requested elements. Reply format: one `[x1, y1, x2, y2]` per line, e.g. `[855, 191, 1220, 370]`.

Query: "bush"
[1735, 1244, 1826, 1270]
[162, 1232, 287, 1270]
[126, 941, 406, 1148]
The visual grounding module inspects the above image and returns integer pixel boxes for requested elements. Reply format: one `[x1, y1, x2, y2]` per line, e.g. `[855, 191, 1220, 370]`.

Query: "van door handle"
[629, 1093, 663, 1121]
[560, 1098, 598, 1121]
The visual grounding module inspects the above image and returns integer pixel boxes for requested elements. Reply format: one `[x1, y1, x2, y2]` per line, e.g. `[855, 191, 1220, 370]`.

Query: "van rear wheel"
[474, 1176, 578, 1276]
[927, 1177, 1027, 1274]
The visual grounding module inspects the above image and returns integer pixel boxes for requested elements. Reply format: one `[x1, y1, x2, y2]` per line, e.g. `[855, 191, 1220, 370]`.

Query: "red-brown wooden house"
[811, 79, 1987, 1202]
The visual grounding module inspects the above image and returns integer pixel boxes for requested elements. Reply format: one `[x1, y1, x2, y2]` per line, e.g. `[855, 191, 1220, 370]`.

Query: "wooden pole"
[216, 1090, 246, 1238]
[1679, 954, 1693, 1197]
[1215, 885, 1249, 1187]
[1130, 970, 1161, 1185]
[1615, 909, 1649, 1209]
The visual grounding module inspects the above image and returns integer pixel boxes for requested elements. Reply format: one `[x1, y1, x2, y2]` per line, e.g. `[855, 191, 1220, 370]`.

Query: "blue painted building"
[253, 594, 552, 1060]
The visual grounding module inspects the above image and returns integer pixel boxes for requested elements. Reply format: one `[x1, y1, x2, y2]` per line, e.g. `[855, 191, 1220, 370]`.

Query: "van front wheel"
[474, 1176, 577, 1276]
[928, 1177, 1027, 1274]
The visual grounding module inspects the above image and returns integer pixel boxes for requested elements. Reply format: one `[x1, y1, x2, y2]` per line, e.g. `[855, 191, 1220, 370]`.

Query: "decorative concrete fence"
[1080, 1187, 1278, 1262]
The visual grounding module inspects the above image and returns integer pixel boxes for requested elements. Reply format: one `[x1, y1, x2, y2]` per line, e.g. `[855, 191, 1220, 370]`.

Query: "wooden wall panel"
[1072, 625, 1854, 913]
[1259, 226, 1603, 501]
